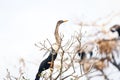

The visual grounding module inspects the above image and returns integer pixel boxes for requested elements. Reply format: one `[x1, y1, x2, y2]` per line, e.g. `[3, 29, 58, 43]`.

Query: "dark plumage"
[110, 25, 120, 36]
[35, 49, 57, 80]
[89, 51, 93, 57]
[78, 51, 86, 60]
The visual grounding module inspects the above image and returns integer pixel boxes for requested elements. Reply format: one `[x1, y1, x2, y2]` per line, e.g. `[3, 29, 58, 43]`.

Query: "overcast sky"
[0, 0, 120, 79]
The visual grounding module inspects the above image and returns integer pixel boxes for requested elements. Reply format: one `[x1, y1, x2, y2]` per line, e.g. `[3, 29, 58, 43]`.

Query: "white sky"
[0, 0, 120, 79]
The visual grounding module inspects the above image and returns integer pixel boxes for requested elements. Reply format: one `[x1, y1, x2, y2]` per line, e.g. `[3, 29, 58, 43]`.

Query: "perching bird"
[110, 24, 120, 37]
[35, 20, 68, 80]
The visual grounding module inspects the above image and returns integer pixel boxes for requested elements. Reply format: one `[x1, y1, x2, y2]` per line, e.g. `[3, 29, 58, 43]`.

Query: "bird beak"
[63, 20, 68, 22]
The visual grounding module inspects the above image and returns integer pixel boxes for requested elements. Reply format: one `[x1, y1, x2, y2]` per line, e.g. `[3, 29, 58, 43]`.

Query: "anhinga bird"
[35, 20, 68, 80]
[110, 24, 120, 37]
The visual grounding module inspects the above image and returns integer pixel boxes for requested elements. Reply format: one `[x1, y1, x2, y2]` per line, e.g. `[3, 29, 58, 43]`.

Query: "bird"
[35, 20, 68, 80]
[110, 24, 120, 37]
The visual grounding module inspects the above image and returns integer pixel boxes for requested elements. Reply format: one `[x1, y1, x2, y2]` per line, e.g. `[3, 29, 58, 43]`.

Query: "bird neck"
[54, 23, 61, 46]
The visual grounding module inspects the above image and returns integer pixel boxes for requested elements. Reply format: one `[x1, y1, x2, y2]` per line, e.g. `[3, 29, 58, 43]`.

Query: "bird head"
[57, 20, 68, 25]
